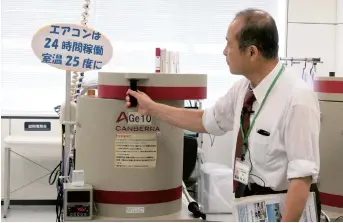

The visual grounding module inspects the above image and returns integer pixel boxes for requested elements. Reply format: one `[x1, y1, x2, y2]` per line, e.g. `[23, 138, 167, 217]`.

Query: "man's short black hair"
[234, 8, 279, 60]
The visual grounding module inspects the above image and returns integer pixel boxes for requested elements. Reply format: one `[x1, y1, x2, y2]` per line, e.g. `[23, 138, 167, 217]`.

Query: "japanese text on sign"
[49, 25, 102, 40]
[114, 133, 157, 168]
[24, 122, 51, 131]
[31, 23, 113, 72]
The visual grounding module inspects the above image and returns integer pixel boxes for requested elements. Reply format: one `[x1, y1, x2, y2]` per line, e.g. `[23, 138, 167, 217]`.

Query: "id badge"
[234, 159, 250, 185]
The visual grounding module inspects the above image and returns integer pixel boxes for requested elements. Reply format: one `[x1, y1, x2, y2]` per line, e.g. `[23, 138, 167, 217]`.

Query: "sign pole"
[64, 70, 72, 183]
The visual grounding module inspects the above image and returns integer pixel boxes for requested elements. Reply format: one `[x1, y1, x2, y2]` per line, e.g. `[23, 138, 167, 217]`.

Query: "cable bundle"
[49, 161, 63, 221]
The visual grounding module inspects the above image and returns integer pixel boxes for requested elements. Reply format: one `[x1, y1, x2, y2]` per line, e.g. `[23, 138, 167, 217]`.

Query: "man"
[125, 9, 321, 222]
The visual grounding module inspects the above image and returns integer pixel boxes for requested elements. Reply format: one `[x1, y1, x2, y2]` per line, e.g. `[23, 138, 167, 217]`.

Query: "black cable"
[245, 146, 266, 187]
[49, 161, 62, 186]
[54, 105, 61, 116]
[188, 201, 206, 220]
[48, 158, 63, 222]
[67, 156, 73, 177]
[334, 216, 343, 222]
[240, 112, 266, 188]
[73, 148, 76, 169]
[55, 124, 65, 222]
[56, 176, 63, 222]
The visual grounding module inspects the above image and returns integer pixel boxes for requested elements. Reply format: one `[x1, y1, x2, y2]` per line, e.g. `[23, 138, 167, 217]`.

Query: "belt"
[249, 183, 287, 196]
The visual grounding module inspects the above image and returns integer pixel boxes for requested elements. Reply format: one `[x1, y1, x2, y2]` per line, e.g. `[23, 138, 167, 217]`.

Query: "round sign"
[31, 23, 113, 72]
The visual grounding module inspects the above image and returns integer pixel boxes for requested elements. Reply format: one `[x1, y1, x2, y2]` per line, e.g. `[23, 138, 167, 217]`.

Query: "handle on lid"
[129, 79, 138, 107]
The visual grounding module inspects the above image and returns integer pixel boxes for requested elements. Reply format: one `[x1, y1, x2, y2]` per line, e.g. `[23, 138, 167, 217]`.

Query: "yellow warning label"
[114, 133, 157, 168]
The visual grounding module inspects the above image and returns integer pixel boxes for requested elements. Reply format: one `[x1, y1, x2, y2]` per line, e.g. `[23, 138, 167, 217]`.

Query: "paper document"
[233, 192, 317, 222]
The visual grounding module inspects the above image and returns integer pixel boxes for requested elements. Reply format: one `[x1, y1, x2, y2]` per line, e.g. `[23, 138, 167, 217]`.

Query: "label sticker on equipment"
[24, 122, 51, 131]
[114, 133, 157, 168]
[126, 207, 145, 214]
[127, 112, 152, 126]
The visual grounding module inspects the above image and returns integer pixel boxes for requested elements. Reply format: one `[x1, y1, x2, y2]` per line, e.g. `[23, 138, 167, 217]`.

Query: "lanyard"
[240, 64, 285, 157]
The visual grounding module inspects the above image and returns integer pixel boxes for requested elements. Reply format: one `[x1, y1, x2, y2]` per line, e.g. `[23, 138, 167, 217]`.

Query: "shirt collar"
[249, 61, 283, 104]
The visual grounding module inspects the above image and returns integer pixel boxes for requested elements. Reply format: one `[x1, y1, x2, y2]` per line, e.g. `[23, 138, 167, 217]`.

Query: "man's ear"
[249, 45, 259, 60]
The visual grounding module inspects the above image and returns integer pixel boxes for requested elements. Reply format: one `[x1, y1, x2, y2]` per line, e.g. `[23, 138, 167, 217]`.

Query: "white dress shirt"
[202, 61, 320, 191]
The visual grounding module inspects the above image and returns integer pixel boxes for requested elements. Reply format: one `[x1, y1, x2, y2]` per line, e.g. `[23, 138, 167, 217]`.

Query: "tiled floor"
[1, 206, 56, 222]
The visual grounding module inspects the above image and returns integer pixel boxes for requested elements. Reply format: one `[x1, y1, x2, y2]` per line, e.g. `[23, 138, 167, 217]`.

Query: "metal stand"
[196, 100, 204, 210]
[63, 70, 72, 183]
[3, 147, 11, 218]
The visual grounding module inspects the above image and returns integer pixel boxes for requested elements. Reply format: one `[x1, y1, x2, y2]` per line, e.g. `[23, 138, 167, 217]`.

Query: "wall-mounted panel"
[337, 0, 343, 23]
[288, 0, 337, 24]
[336, 25, 343, 76]
[287, 23, 336, 76]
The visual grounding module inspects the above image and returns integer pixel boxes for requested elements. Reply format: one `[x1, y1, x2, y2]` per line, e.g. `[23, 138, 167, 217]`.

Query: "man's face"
[223, 19, 250, 75]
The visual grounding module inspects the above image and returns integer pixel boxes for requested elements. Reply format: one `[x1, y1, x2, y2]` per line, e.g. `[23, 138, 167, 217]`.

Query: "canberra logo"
[115, 112, 159, 132]
[116, 112, 129, 123]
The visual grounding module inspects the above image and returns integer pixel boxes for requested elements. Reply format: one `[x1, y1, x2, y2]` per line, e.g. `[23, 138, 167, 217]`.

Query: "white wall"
[1, 117, 61, 200]
[287, 0, 343, 76]
[337, 0, 343, 75]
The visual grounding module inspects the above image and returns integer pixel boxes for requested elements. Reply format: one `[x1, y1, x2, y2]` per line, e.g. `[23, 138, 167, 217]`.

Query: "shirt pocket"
[249, 132, 272, 165]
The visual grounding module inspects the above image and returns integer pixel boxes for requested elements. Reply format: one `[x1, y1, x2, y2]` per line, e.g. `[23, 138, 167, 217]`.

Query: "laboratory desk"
[92, 199, 235, 222]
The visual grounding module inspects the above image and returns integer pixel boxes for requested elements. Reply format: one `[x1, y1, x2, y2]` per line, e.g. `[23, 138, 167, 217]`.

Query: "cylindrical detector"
[75, 96, 184, 218]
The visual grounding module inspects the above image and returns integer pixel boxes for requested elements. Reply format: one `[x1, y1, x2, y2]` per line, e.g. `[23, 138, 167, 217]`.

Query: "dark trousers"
[235, 182, 321, 221]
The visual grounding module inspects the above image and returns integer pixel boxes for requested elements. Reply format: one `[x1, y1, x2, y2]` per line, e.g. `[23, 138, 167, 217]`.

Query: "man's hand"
[124, 89, 206, 133]
[281, 176, 312, 222]
[125, 89, 156, 115]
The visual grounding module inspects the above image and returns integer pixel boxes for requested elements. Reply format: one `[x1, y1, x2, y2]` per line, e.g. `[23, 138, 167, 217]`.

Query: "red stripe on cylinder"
[94, 186, 182, 205]
[314, 80, 343, 94]
[320, 192, 343, 208]
[98, 85, 207, 100]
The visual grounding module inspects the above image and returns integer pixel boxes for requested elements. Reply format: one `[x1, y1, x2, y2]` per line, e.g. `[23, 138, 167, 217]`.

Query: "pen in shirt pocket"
[257, 129, 270, 136]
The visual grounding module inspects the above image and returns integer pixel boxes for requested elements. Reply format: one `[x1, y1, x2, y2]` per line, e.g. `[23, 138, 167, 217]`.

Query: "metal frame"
[3, 147, 11, 218]
[280, 57, 323, 66]
[280, 57, 322, 63]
